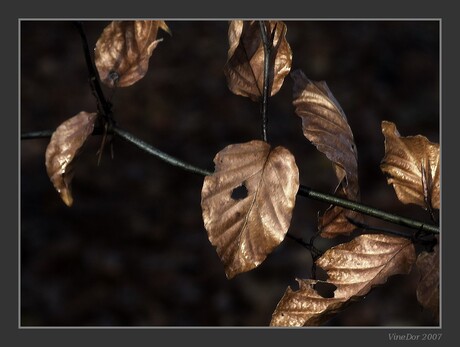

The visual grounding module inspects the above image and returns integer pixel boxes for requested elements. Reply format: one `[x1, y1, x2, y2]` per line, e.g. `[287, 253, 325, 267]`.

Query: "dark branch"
[346, 217, 414, 239]
[21, 127, 105, 140]
[73, 21, 112, 120]
[21, 128, 439, 235]
[112, 126, 212, 177]
[286, 232, 322, 257]
[259, 21, 270, 143]
[298, 186, 439, 234]
[21, 130, 54, 139]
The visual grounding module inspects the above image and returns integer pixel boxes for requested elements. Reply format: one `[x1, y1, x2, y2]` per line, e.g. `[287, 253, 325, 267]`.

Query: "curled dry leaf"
[271, 234, 416, 326]
[201, 140, 299, 279]
[45, 111, 98, 206]
[380, 121, 440, 210]
[95, 20, 171, 88]
[224, 20, 292, 101]
[416, 242, 439, 321]
[292, 69, 361, 237]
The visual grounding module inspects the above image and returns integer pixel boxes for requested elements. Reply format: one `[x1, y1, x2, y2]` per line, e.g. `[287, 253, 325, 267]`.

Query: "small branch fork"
[73, 21, 115, 164]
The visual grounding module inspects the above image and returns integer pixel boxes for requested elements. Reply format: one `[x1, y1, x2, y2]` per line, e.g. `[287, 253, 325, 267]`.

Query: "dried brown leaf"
[201, 140, 299, 279]
[416, 243, 439, 321]
[224, 21, 292, 101]
[380, 121, 440, 210]
[292, 69, 360, 237]
[95, 20, 170, 88]
[45, 111, 98, 206]
[271, 234, 416, 326]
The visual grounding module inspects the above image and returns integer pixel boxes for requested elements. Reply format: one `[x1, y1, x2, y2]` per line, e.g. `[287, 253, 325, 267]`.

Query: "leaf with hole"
[380, 121, 440, 211]
[95, 20, 171, 88]
[271, 234, 416, 326]
[201, 140, 299, 279]
[45, 111, 98, 206]
[291, 69, 361, 238]
[224, 20, 292, 102]
[416, 242, 439, 322]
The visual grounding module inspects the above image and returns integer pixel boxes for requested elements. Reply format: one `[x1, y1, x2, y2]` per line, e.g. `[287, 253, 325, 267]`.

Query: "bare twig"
[73, 21, 112, 120]
[298, 186, 438, 234]
[112, 126, 212, 177]
[259, 21, 270, 143]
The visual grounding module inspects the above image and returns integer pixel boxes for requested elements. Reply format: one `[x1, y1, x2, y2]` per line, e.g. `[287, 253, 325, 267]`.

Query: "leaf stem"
[286, 232, 322, 257]
[259, 21, 270, 143]
[21, 128, 439, 235]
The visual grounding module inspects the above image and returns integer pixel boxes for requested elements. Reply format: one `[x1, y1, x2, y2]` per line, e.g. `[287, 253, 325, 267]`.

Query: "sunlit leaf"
[416, 242, 439, 321]
[224, 20, 292, 101]
[271, 234, 416, 326]
[201, 140, 299, 279]
[292, 69, 361, 237]
[45, 111, 98, 206]
[380, 121, 440, 210]
[95, 20, 171, 88]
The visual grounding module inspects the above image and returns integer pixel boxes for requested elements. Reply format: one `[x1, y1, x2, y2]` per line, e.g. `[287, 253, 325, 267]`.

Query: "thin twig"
[21, 130, 54, 139]
[298, 185, 439, 234]
[259, 21, 270, 143]
[286, 232, 322, 257]
[346, 217, 413, 239]
[20, 128, 440, 235]
[112, 126, 212, 177]
[21, 127, 105, 140]
[286, 232, 311, 249]
[298, 186, 438, 234]
[73, 21, 112, 119]
[74, 21, 116, 163]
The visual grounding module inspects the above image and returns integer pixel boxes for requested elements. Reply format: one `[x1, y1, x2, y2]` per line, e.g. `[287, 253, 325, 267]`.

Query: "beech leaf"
[380, 121, 440, 210]
[95, 20, 171, 88]
[271, 234, 416, 326]
[45, 111, 98, 206]
[292, 69, 361, 237]
[224, 20, 292, 101]
[201, 140, 299, 279]
[416, 242, 439, 321]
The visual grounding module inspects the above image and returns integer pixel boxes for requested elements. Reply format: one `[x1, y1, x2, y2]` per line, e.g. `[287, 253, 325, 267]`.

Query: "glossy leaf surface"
[201, 140, 299, 279]
[45, 111, 98, 206]
[95, 20, 170, 87]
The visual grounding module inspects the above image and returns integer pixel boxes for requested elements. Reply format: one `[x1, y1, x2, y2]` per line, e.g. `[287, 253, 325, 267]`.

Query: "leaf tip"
[159, 21, 172, 36]
[60, 188, 74, 207]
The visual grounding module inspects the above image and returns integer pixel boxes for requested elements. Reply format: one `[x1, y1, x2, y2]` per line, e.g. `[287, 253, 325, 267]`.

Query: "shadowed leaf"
[292, 69, 361, 237]
[416, 242, 439, 322]
[224, 20, 292, 101]
[45, 111, 98, 206]
[380, 121, 440, 210]
[95, 20, 171, 88]
[201, 140, 299, 279]
[271, 234, 415, 326]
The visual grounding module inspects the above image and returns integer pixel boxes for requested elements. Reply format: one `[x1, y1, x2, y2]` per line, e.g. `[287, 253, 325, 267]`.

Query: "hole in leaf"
[231, 184, 248, 200]
[313, 281, 337, 299]
[109, 70, 120, 83]
[314, 266, 329, 281]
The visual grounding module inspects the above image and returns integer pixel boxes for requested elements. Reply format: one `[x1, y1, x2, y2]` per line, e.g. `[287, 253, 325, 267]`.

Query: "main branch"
[21, 128, 439, 235]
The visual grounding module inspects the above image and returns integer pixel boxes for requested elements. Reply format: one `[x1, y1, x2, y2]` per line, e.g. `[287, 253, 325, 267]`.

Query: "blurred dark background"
[20, 20, 439, 326]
